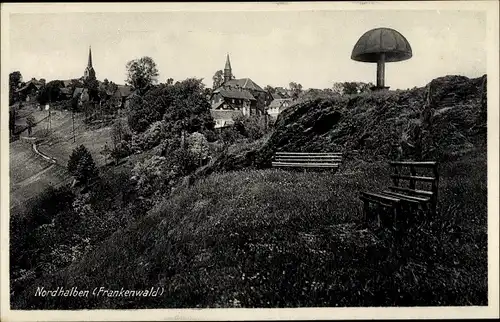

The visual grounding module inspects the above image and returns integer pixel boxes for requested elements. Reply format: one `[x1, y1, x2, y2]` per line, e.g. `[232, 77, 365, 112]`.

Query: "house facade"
[210, 109, 244, 129]
[15, 79, 44, 102]
[268, 98, 294, 121]
[210, 55, 272, 128]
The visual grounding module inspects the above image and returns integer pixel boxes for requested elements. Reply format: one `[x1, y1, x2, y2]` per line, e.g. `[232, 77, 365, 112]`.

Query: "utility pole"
[72, 108, 76, 143]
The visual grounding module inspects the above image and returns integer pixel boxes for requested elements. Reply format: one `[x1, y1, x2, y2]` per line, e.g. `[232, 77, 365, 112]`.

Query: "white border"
[1, 1, 499, 321]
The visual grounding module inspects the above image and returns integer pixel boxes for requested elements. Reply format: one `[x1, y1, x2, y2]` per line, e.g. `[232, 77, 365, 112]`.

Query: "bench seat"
[360, 160, 439, 230]
[272, 151, 343, 171]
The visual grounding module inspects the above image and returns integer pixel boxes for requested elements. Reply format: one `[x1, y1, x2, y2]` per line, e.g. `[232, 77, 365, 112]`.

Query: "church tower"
[83, 46, 96, 81]
[223, 54, 232, 83]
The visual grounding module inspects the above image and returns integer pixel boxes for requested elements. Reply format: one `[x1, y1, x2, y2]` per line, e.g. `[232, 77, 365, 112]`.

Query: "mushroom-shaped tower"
[351, 27, 412, 90]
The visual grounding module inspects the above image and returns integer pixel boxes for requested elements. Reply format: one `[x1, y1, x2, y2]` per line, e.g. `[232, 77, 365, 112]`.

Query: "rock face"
[256, 75, 487, 167]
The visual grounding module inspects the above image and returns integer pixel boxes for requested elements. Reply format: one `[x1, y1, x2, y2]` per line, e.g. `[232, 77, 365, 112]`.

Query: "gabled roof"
[61, 80, 74, 87]
[274, 87, 292, 97]
[125, 89, 140, 100]
[15, 82, 38, 93]
[211, 100, 225, 109]
[271, 92, 284, 100]
[223, 78, 265, 92]
[73, 87, 85, 98]
[269, 98, 293, 109]
[116, 85, 133, 97]
[213, 88, 256, 101]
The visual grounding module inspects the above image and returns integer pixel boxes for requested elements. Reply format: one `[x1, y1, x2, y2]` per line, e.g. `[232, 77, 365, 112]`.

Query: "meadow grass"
[15, 147, 487, 309]
[9, 139, 71, 215]
[10, 106, 113, 215]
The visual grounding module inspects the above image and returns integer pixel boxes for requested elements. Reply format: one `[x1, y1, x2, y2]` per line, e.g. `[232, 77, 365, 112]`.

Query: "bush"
[233, 115, 268, 141]
[67, 145, 99, 185]
[141, 121, 168, 150]
[186, 132, 209, 166]
[126, 95, 162, 133]
[131, 155, 178, 200]
[219, 126, 243, 146]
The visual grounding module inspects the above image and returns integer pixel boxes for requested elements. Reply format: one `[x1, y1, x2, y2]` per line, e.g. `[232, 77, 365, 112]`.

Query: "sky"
[8, 7, 487, 90]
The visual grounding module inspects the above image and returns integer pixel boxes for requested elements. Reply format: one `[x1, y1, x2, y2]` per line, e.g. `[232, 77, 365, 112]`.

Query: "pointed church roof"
[87, 46, 93, 68]
[224, 54, 231, 70]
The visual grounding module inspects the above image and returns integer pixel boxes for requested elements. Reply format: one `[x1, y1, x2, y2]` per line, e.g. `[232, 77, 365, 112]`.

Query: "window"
[232, 99, 235, 103]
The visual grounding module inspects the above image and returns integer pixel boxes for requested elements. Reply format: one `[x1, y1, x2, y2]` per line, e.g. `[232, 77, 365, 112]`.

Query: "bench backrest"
[274, 152, 343, 164]
[388, 161, 439, 208]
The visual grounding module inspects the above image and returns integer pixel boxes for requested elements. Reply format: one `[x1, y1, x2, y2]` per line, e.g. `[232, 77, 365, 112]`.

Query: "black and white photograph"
[1, 1, 499, 320]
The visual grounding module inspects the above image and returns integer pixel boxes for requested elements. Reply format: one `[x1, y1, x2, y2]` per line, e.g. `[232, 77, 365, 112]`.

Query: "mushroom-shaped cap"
[351, 27, 412, 63]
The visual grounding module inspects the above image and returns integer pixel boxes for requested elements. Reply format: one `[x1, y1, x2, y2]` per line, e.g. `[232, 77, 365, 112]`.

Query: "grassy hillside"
[9, 139, 71, 215]
[10, 105, 115, 215]
[11, 75, 488, 309]
[14, 147, 487, 309]
[29, 109, 113, 167]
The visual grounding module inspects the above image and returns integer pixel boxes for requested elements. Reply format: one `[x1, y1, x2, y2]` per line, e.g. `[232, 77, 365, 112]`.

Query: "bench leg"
[363, 199, 369, 222]
[376, 205, 382, 228]
[392, 204, 400, 231]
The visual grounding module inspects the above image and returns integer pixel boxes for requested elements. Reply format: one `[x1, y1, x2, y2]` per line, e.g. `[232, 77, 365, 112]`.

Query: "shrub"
[126, 95, 162, 133]
[67, 145, 99, 185]
[233, 115, 268, 141]
[186, 132, 209, 166]
[220, 126, 243, 146]
[141, 121, 168, 150]
[131, 155, 178, 200]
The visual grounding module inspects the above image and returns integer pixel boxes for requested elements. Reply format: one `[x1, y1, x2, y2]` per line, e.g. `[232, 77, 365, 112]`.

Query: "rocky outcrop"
[256, 75, 487, 166]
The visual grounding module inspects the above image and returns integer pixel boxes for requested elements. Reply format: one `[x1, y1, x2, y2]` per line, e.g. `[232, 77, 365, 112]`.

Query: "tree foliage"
[9, 71, 23, 105]
[125, 56, 159, 93]
[289, 82, 303, 99]
[67, 145, 99, 185]
[212, 70, 224, 89]
[233, 114, 268, 141]
[332, 82, 374, 95]
[264, 85, 276, 94]
[126, 78, 215, 136]
[186, 132, 209, 165]
[26, 114, 36, 135]
[36, 80, 67, 105]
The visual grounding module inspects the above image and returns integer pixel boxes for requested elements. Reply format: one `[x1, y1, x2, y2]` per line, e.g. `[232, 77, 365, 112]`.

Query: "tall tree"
[212, 70, 224, 89]
[26, 114, 36, 136]
[67, 145, 99, 185]
[289, 82, 303, 99]
[9, 71, 23, 105]
[125, 56, 159, 94]
[264, 85, 276, 94]
[332, 82, 344, 95]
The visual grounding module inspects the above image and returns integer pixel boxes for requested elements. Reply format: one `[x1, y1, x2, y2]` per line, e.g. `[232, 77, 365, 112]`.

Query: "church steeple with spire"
[223, 53, 232, 83]
[83, 46, 96, 81]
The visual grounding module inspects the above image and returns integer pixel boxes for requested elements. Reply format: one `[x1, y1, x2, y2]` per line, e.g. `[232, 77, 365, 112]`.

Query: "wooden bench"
[360, 161, 439, 229]
[271, 152, 343, 171]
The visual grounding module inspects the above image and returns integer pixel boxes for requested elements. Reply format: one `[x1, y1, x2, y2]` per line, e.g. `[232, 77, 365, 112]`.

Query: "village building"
[210, 54, 273, 129]
[83, 46, 96, 81]
[15, 79, 44, 102]
[110, 85, 134, 109]
[267, 98, 294, 121]
[210, 109, 244, 129]
[73, 87, 90, 106]
[272, 87, 292, 99]
[59, 87, 73, 100]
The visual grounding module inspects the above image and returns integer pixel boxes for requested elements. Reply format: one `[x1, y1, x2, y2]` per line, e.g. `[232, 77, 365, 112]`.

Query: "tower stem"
[376, 52, 386, 88]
